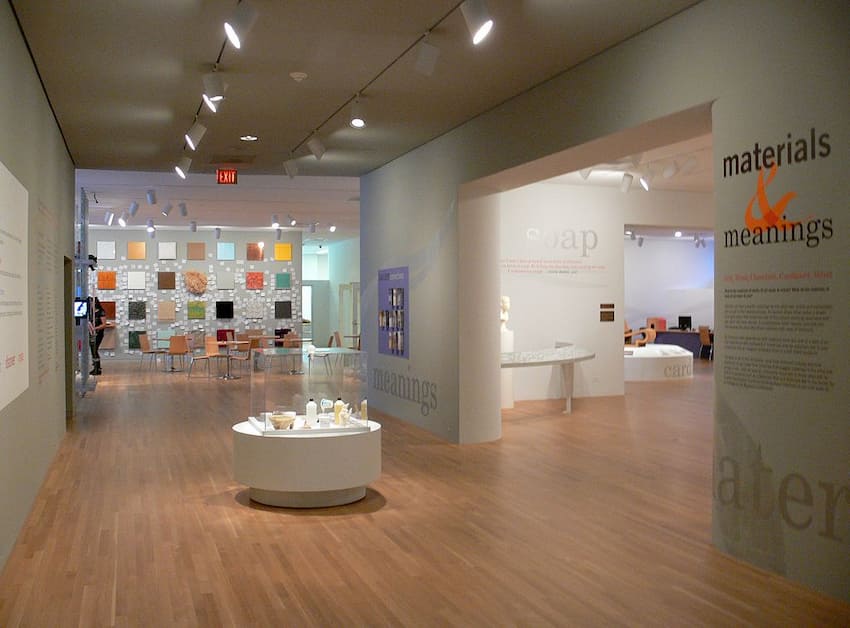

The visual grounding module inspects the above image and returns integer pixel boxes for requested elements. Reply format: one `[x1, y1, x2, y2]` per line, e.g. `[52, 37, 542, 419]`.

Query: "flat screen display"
[678, 315, 692, 331]
[73, 299, 88, 318]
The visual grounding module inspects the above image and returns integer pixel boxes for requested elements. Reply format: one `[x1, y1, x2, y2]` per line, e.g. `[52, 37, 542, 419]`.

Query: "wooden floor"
[1, 359, 848, 626]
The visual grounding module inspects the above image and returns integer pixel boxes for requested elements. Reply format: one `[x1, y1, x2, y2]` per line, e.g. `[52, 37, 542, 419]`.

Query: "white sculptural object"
[500, 295, 511, 331]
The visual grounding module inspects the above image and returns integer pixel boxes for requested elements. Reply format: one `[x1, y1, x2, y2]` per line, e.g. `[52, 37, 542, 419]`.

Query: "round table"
[232, 420, 381, 507]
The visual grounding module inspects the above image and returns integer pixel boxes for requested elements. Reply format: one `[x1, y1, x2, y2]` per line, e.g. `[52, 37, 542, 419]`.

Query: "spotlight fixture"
[178, 202, 188, 217]
[306, 133, 326, 160]
[350, 97, 366, 129]
[680, 155, 698, 174]
[240, 135, 258, 142]
[329, 225, 337, 233]
[460, 0, 494, 45]
[146, 219, 155, 233]
[190, 220, 197, 232]
[662, 160, 679, 178]
[118, 212, 128, 227]
[202, 72, 226, 109]
[283, 158, 298, 179]
[215, 227, 222, 240]
[128, 201, 139, 217]
[175, 156, 191, 179]
[149, 230, 156, 239]
[637, 236, 644, 247]
[276, 228, 282, 240]
[271, 214, 280, 229]
[620, 173, 633, 193]
[579, 168, 592, 180]
[184, 121, 207, 151]
[695, 238, 701, 248]
[415, 39, 440, 76]
[626, 230, 635, 240]
[288, 215, 297, 227]
[308, 223, 317, 234]
[639, 171, 653, 191]
[674, 230, 683, 238]
[104, 211, 114, 226]
[161, 203, 173, 217]
[145, 190, 156, 205]
[224, 1, 258, 50]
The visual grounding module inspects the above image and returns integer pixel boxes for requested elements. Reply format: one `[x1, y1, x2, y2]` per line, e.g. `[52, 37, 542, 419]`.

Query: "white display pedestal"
[232, 420, 381, 508]
[500, 328, 514, 409]
[500, 345, 596, 413]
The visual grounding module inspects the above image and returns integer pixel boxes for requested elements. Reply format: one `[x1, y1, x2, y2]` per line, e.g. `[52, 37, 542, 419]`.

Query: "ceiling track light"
[184, 121, 207, 151]
[639, 171, 653, 191]
[662, 160, 679, 178]
[118, 212, 128, 227]
[306, 133, 326, 160]
[178, 202, 188, 217]
[637, 236, 644, 247]
[415, 38, 440, 76]
[288, 215, 297, 227]
[128, 201, 139, 217]
[175, 156, 191, 179]
[674, 230, 683, 238]
[275, 228, 282, 240]
[145, 190, 156, 205]
[224, 1, 258, 50]
[215, 227, 222, 240]
[161, 203, 173, 217]
[271, 214, 280, 229]
[283, 157, 298, 179]
[628, 231, 636, 241]
[620, 173, 633, 193]
[329, 224, 337, 233]
[202, 72, 226, 113]
[190, 220, 197, 232]
[350, 97, 366, 129]
[104, 211, 115, 226]
[460, 0, 494, 45]
[146, 218, 155, 233]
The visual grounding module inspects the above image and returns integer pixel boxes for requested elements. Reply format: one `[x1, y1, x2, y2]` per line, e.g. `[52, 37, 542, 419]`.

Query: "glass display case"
[248, 347, 369, 436]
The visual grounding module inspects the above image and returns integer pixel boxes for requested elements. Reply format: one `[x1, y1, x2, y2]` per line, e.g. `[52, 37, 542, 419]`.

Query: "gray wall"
[361, 0, 849, 601]
[0, 3, 76, 568]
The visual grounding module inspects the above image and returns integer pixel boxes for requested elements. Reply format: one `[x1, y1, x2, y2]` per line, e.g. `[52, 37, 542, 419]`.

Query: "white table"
[232, 419, 381, 508]
[500, 345, 595, 413]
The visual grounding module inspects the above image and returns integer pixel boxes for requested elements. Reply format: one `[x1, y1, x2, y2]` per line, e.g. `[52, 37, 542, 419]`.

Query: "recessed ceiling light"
[240, 134, 258, 142]
[289, 71, 308, 82]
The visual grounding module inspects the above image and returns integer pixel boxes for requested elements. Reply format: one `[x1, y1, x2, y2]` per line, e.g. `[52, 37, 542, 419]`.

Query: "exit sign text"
[216, 168, 238, 184]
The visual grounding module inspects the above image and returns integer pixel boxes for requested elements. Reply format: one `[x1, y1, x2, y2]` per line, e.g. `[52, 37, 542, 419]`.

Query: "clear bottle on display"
[306, 398, 317, 424]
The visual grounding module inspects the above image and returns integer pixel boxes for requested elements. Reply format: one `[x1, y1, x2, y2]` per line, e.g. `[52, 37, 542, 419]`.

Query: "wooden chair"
[188, 336, 228, 378]
[166, 335, 190, 372]
[229, 337, 260, 374]
[138, 333, 165, 369]
[636, 327, 656, 347]
[698, 326, 714, 360]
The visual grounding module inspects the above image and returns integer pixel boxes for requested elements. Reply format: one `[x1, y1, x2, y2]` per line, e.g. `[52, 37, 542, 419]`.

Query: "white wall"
[0, 3, 76, 569]
[500, 182, 625, 401]
[361, 0, 849, 600]
[624, 238, 714, 330]
[328, 238, 360, 339]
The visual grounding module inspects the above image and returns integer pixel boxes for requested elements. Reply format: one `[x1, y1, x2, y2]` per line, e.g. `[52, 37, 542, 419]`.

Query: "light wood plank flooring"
[1, 358, 847, 626]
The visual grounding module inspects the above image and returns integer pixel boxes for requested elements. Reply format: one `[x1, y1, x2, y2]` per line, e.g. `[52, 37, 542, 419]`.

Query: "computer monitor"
[73, 298, 88, 318]
[678, 315, 692, 331]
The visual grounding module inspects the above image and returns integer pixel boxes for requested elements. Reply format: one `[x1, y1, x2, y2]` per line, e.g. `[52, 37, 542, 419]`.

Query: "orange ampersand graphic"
[744, 164, 797, 230]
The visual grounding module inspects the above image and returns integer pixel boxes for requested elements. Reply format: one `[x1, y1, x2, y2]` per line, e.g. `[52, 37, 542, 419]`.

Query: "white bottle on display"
[306, 398, 317, 424]
[333, 397, 344, 425]
[360, 399, 368, 423]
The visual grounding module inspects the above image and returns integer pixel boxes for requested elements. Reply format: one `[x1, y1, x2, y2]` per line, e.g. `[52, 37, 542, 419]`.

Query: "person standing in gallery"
[89, 297, 111, 375]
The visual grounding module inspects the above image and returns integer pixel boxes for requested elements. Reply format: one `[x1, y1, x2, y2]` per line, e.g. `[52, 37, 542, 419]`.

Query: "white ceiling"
[13, 0, 708, 240]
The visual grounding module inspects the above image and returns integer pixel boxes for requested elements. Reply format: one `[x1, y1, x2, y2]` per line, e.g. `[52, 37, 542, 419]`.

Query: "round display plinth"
[624, 344, 693, 381]
[232, 420, 381, 509]
[249, 486, 366, 508]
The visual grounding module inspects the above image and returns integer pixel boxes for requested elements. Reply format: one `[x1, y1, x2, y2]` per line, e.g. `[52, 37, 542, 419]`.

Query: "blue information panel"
[378, 266, 408, 358]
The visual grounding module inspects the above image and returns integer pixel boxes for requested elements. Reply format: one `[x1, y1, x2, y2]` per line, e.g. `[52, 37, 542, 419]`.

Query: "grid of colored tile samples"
[89, 237, 300, 355]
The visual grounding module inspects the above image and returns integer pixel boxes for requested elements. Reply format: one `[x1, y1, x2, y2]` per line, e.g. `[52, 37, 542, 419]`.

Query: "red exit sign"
[216, 168, 238, 184]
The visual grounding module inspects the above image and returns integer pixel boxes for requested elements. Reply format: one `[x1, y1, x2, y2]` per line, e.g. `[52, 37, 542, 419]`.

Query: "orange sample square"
[246, 271, 264, 290]
[127, 241, 146, 260]
[97, 270, 117, 290]
[186, 242, 205, 260]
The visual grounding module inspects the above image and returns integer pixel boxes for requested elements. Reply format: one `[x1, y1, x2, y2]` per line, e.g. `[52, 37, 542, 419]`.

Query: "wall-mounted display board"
[378, 266, 408, 358]
[0, 161, 29, 413]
